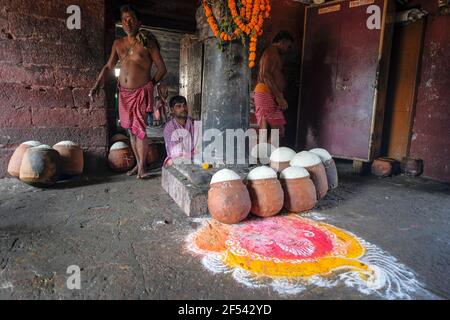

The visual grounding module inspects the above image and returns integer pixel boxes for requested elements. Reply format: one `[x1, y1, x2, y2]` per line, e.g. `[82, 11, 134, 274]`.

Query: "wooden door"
[297, 2, 343, 153]
[297, 0, 394, 161]
[180, 35, 203, 120]
[384, 20, 425, 161]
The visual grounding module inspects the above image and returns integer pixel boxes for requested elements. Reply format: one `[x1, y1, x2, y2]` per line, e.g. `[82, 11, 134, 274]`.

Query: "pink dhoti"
[254, 84, 287, 129]
[118, 81, 154, 141]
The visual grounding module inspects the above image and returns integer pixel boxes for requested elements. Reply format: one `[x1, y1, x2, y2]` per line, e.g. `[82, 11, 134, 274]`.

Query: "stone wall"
[0, 0, 108, 177]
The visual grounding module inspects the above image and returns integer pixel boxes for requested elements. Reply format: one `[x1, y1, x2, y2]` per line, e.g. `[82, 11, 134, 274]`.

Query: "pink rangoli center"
[231, 217, 335, 260]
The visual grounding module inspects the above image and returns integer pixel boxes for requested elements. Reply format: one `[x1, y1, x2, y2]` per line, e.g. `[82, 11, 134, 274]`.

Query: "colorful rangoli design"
[186, 214, 430, 299]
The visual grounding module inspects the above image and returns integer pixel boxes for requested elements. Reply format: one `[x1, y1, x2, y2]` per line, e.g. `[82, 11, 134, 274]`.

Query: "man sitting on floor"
[163, 96, 197, 167]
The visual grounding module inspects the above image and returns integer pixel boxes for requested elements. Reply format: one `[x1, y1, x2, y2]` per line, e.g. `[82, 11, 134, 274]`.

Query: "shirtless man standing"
[90, 5, 167, 179]
[254, 31, 293, 144]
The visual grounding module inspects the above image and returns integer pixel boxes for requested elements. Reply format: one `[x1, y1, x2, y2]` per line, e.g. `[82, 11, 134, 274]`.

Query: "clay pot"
[250, 143, 275, 165]
[19, 145, 61, 187]
[270, 147, 296, 173]
[290, 151, 328, 200]
[280, 167, 317, 213]
[108, 142, 136, 172]
[53, 141, 84, 176]
[371, 157, 400, 177]
[208, 169, 251, 224]
[310, 148, 338, 189]
[7, 141, 42, 178]
[110, 133, 130, 146]
[246, 166, 284, 217]
[401, 157, 423, 177]
[147, 144, 160, 164]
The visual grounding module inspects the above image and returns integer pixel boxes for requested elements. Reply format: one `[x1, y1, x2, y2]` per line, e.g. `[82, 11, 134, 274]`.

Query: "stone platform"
[161, 164, 251, 217]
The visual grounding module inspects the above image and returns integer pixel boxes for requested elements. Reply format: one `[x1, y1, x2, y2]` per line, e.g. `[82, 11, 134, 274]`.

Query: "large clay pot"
[108, 142, 136, 172]
[208, 169, 251, 224]
[280, 167, 317, 213]
[246, 166, 284, 217]
[290, 151, 328, 200]
[250, 143, 275, 165]
[53, 141, 84, 176]
[310, 148, 338, 189]
[270, 147, 296, 173]
[147, 144, 160, 164]
[19, 145, 61, 187]
[7, 141, 42, 178]
[110, 133, 130, 146]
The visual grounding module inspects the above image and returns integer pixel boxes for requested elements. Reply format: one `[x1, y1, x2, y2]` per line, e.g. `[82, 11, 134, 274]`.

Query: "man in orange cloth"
[90, 5, 167, 179]
[254, 31, 293, 144]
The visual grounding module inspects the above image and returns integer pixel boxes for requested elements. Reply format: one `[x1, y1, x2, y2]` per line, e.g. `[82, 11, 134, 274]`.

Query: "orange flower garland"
[203, 0, 271, 68]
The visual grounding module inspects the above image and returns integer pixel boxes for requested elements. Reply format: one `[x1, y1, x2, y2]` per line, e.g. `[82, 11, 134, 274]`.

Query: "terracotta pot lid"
[309, 148, 332, 161]
[270, 147, 296, 163]
[290, 151, 322, 168]
[110, 142, 130, 151]
[210, 169, 241, 184]
[22, 141, 42, 147]
[31, 145, 52, 150]
[247, 166, 278, 181]
[280, 166, 310, 180]
[54, 141, 80, 148]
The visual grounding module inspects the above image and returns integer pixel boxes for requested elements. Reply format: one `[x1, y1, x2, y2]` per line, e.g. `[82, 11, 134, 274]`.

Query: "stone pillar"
[196, 5, 251, 165]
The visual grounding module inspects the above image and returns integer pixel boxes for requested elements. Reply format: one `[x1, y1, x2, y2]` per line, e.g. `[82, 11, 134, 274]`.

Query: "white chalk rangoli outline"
[186, 214, 434, 300]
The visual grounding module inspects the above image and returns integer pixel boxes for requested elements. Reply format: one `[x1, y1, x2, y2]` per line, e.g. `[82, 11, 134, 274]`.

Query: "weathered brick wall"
[0, 0, 108, 177]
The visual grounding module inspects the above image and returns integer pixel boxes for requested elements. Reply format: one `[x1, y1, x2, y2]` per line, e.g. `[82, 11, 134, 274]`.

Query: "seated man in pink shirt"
[163, 95, 197, 167]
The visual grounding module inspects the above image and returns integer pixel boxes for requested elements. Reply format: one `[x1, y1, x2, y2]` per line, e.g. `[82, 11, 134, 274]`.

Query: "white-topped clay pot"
[280, 167, 317, 213]
[246, 166, 284, 217]
[53, 141, 84, 175]
[208, 169, 251, 224]
[108, 142, 135, 172]
[290, 151, 328, 200]
[310, 148, 338, 189]
[269, 147, 297, 172]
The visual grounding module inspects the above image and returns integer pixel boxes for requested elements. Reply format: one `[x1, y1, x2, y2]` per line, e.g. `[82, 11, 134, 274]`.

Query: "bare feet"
[137, 166, 152, 179]
[127, 165, 138, 176]
[137, 172, 152, 180]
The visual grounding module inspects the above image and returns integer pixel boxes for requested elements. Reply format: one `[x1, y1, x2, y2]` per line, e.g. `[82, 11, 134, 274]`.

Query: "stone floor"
[0, 162, 449, 300]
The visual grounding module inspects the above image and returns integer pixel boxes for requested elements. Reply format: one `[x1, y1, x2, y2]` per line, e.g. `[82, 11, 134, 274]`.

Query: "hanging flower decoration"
[203, 0, 271, 68]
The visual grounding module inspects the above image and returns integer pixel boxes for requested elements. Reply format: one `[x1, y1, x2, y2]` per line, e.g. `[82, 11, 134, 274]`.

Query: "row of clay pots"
[7, 141, 84, 187]
[208, 147, 339, 225]
[208, 166, 318, 225]
[269, 146, 338, 193]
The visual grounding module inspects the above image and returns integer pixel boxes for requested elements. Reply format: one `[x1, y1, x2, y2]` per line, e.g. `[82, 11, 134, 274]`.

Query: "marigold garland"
[203, 0, 271, 68]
